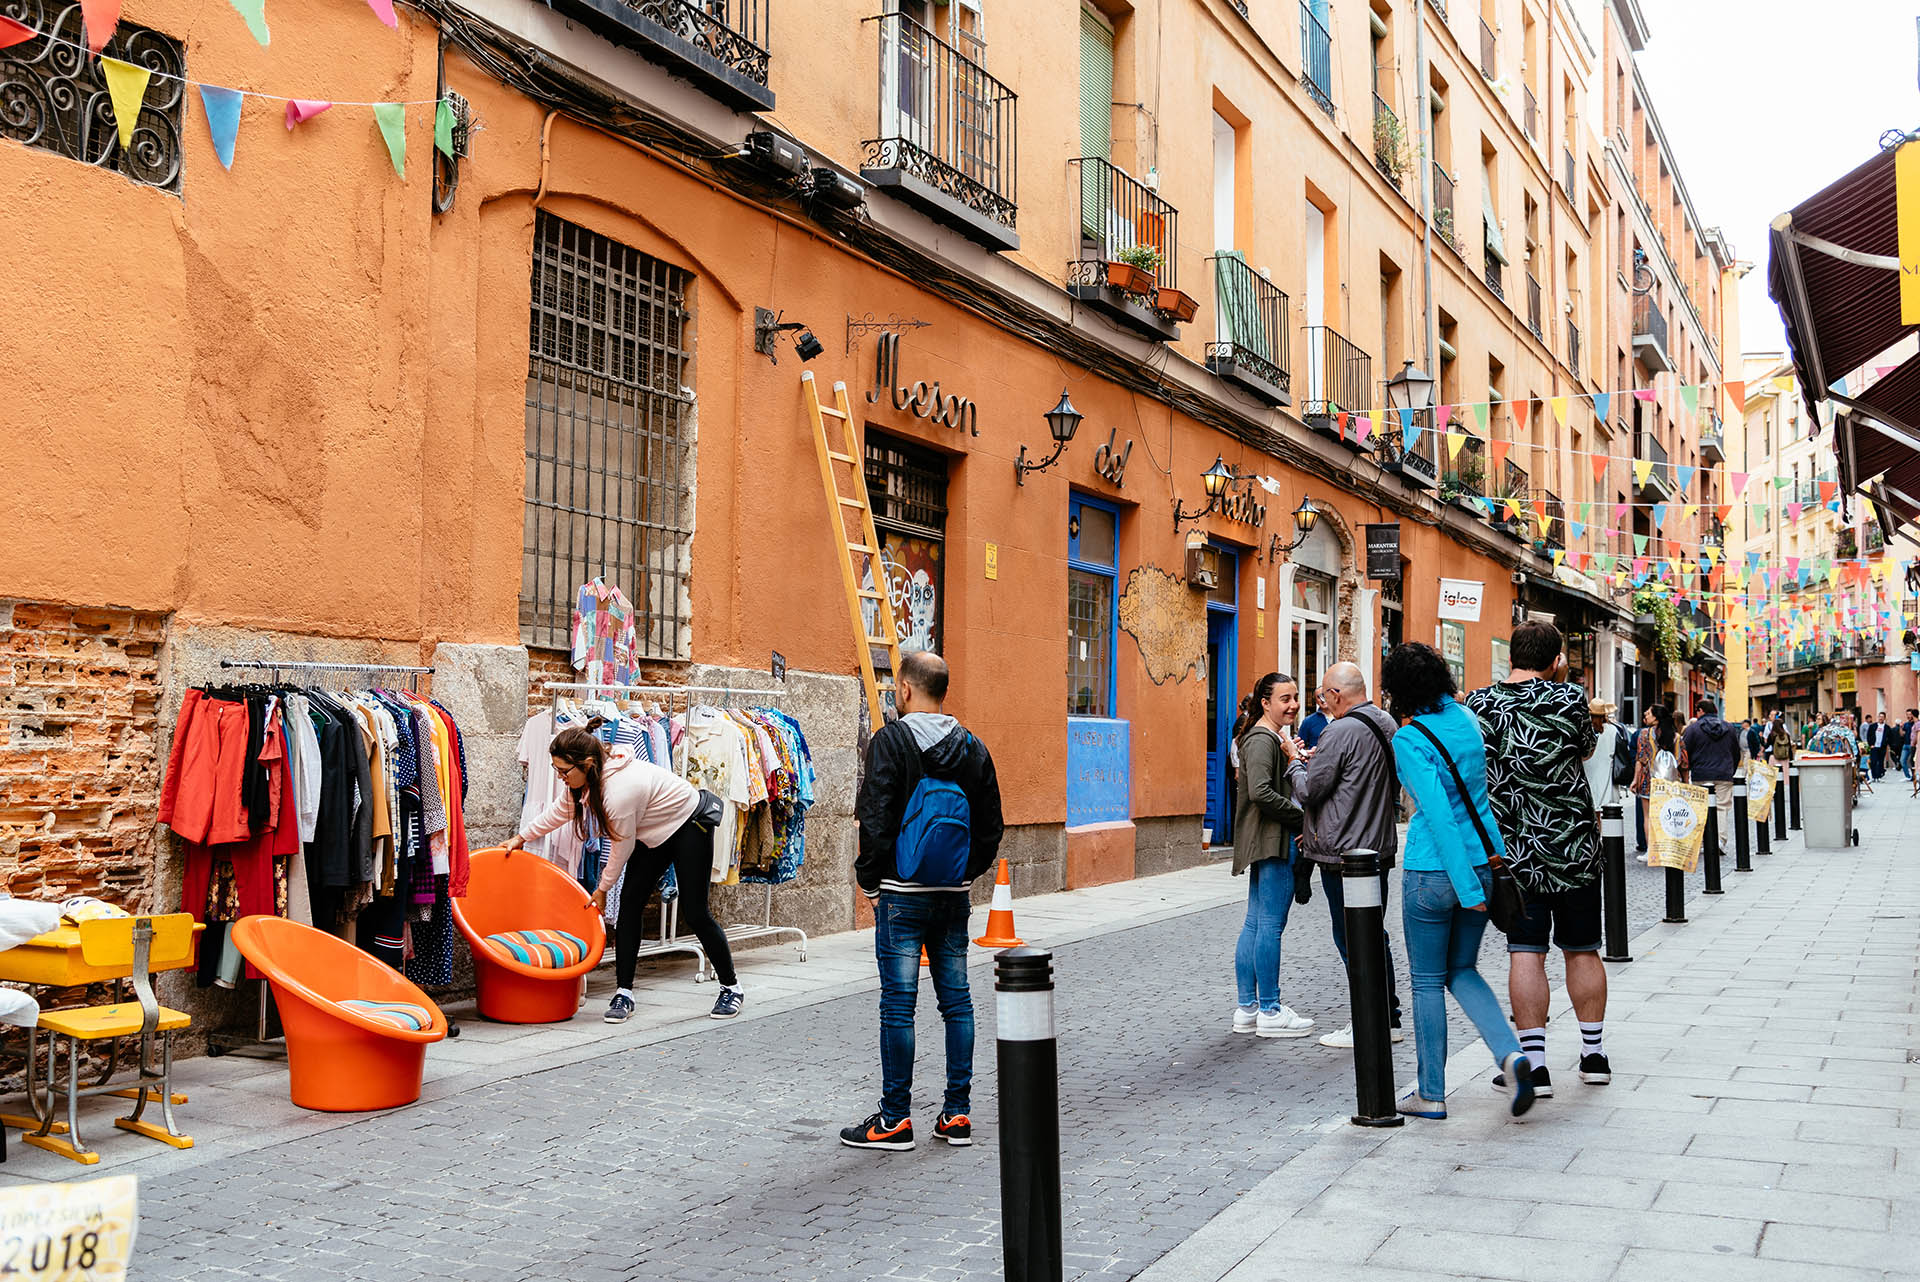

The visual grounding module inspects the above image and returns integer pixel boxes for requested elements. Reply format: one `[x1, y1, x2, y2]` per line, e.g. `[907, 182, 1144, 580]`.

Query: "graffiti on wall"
[1119, 565, 1207, 685]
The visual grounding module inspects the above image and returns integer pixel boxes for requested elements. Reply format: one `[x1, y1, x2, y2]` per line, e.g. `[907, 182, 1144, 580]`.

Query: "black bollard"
[1601, 803, 1631, 963]
[1788, 763, 1802, 831]
[1773, 766, 1788, 841]
[1702, 796, 1723, 895]
[1756, 790, 1772, 857]
[995, 948, 1061, 1282]
[1339, 848, 1404, 1129]
[1733, 777, 1752, 872]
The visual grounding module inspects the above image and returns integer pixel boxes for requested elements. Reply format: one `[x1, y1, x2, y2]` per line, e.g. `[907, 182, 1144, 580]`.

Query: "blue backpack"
[895, 763, 973, 887]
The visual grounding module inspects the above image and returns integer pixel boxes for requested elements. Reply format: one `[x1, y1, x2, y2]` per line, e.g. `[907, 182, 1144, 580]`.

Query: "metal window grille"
[523, 212, 695, 659]
[1068, 569, 1113, 717]
[0, 11, 185, 193]
[864, 431, 949, 538]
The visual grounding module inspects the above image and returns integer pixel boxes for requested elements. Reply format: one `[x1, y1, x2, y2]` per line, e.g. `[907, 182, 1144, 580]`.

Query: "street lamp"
[1014, 389, 1084, 486]
[1268, 495, 1323, 559]
[1383, 360, 1436, 415]
[1174, 455, 1239, 527]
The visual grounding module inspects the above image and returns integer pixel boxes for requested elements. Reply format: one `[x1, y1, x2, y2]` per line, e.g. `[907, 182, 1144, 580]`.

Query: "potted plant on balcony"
[1154, 283, 1200, 323]
[1373, 106, 1409, 188]
[1439, 452, 1486, 513]
[1107, 245, 1161, 300]
[1434, 206, 1456, 249]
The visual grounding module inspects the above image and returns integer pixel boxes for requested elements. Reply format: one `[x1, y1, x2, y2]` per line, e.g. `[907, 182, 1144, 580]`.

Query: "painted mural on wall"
[881, 536, 942, 654]
[1119, 566, 1207, 685]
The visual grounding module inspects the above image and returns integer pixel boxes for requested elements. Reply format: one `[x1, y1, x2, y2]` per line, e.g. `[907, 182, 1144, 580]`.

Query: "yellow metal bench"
[25, 914, 197, 1165]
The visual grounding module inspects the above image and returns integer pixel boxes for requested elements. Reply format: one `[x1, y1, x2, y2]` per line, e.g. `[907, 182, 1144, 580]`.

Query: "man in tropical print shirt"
[1466, 620, 1613, 1095]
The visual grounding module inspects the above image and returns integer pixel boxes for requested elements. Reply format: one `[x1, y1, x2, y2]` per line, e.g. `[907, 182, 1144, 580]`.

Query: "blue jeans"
[1320, 865, 1403, 1023]
[1402, 867, 1522, 1101]
[1902, 745, 1913, 779]
[1233, 853, 1295, 1013]
[874, 892, 974, 1124]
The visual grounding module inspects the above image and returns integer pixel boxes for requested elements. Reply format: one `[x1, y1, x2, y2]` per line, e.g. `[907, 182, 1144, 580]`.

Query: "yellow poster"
[1648, 779, 1709, 874]
[1747, 761, 1777, 821]
[1837, 669, 1857, 694]
[0, 1176, 138, 1280]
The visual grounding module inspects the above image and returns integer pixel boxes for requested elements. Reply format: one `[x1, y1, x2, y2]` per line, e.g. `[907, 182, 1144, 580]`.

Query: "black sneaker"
[839, 1112, 914, 1151]
[934, 1112, 973, 1146]
[1492, 1063, 1553, 1099]
[710, 987, 744, 1020]
[603, 994, 635, 1024]
[1579, 1052, 1612, 1084]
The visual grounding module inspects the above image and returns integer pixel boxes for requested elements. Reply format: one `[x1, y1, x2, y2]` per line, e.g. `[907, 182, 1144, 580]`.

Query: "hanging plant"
[1373, 106, 1409, 186]
[1632, 586, 1684, 664]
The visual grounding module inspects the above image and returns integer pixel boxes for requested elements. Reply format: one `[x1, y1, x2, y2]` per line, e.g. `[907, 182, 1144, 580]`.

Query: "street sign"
[1363, 524, 1401, 579]
[771, 650, 786, 682]
[1437, 578, 1485, 622]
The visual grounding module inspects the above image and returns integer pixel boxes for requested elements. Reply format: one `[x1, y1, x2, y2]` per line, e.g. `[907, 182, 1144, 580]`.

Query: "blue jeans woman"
[1229, 674, 1312, 1038]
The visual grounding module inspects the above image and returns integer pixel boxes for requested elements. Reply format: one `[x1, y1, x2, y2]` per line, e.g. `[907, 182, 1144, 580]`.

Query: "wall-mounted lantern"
[1014, 390, 1084, 486]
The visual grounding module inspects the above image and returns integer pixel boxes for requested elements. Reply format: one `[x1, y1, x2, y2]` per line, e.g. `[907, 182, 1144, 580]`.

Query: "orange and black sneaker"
[933, 1112, 973, 1146]
[839, 1112, 915, 1151]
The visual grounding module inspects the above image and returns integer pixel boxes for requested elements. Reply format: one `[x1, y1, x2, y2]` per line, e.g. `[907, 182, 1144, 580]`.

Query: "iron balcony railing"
[1496, 456, 1529, 513]
[579, 0, 772, 105]
[1523, 86, 1538, 140]
[1867, 524, 1887, 553]
[1568, 320, 1581, 372]
[1207, 253, 1291, 395]
[1300, 325, 1371, 424]
[1070, 156, 1179, 291]
[1373, 93, 1402, 187]
[1526, 272, 1543, 339]
[1484, 227, 1505, 299]
[1442, 433, 1487, 508]
[1563, 146, 1576, 193]
[1634, 428, 1671, 493]
[865, 12, 1018, 235]
[1300, 2, 1334, 116]
[1633, 293, 1669, 352]
[1479, 16, 1496, 79]
[1541, 490, 1566, 551]
[1432, 162, 1457, 249]
[1377, 407, 1441, 485]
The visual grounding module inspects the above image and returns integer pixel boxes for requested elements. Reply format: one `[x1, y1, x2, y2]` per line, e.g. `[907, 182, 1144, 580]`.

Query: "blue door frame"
[1205, 546, 1239, 843]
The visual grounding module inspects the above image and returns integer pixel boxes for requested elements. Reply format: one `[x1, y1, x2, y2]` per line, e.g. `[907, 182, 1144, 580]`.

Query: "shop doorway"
[1290, 568, 1335, 704]
[1204, 544, 1240, 844]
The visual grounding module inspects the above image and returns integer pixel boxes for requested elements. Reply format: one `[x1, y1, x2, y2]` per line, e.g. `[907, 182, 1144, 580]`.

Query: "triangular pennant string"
[227, 0, 270, 44]
[198, 84, 243, 170]
[434, 98, 456, 158]
[79, 0, 119, 54]
[100, 56, 151, 148]
[286, 99, 333, 128]
[0, 15, 36, 48]
[367, 0, 398, 26]
[373, 101, 407, 178]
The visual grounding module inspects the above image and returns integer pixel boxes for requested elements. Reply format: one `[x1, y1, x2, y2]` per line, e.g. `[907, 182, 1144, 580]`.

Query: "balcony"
[553, 0, 772, 111]
[1206, 253, 1291, 406]
[1300, 3, 1334, 117]
[1537, 489, 1566, 553]
[1431, 163, 1459, 253]
[1526, 272, 1543, 340]
[1068, 157, 1185, 342]
[1568, 321, 1581, 373]
[1373, 94, 1406, 190]
[1484, 224, 1505, 299]
[1523, 86, 1538, 141]
[1492, 456, 1529, 540]
[1867, 523, 1887, 554]
[1781, 640, 1828, 673]
[1699, 421, 1726, 465]
[1633, 429, 1674, 501]
[862, 13, 1019, 251]
[1441, 433, 1488, 515]
[1837, 529, 1858, 558]
[1478, 17, 1496, 79]
[1300, 325, 1372, 446]
[1562, 146, 1576, 194]
[1377, 408, 1440, 489]
[1633, 294, 1675, 373]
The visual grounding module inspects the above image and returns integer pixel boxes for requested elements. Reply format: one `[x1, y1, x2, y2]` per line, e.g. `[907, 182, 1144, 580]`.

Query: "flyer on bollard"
[1647, 779, 1709, 873]
[1747, 762, 1778, 821]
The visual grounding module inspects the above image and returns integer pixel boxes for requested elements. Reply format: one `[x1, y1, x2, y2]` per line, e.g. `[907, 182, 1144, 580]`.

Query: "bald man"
[1278, 661, 1404, 1046]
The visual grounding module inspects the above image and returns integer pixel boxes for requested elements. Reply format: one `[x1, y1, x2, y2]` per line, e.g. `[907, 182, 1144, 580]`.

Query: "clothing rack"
[538, 681, 808, 980]
[205, 658, 442, 1058]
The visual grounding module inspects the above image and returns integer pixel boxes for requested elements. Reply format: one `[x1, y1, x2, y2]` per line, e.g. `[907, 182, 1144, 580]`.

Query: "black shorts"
[1507, 878, 1602, 954]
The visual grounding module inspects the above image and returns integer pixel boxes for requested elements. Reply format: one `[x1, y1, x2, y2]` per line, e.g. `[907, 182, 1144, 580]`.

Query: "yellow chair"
[25, 914, 197, 1165]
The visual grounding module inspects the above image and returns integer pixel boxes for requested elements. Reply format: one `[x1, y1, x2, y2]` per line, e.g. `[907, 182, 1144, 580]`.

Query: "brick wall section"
[523, 646, 696, 721]
[0, 601, 167, 909]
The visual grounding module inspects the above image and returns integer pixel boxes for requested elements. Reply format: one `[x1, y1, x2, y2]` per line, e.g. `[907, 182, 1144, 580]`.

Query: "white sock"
[1580, 1019, 1605, 1059]
[724, 983, 744, 995]
[615, 988, 634, 1001]
[1519, 1027, 1546, 1067]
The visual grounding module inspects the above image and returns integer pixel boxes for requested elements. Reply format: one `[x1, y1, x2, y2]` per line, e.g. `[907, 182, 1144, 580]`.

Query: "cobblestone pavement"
[126, 845, 1702, 1282]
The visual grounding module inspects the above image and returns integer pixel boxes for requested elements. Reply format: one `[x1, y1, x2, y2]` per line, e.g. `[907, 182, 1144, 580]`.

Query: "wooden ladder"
[803, 371, 901, 732]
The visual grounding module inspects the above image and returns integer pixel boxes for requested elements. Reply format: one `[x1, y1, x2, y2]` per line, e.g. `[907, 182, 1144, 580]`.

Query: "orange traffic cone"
[973, 858, 1025, 948]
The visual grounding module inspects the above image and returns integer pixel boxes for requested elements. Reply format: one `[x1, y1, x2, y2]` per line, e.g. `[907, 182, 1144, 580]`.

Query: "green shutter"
[1079, 7, 1114, 242]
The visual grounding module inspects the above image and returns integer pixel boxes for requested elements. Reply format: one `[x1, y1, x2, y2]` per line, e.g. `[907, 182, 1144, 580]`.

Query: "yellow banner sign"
[1899, 142, 1920, 325]
[1648, 779, 1709, 874]
[0, 1176, 138, 1280]
[1747, 761, 1778, 820]
[1838, 669, 1857, 694]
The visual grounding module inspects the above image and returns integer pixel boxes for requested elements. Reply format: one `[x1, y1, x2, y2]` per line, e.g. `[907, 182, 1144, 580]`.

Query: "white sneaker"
[1231, 1007, 1258, 1034]
[1317, 1022, 1404, 1048]
[1256, 1006, 1315, 1038]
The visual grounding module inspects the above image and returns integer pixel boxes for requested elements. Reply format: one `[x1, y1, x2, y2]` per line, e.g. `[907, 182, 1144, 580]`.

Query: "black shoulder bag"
[1404, 719, 1527, 934]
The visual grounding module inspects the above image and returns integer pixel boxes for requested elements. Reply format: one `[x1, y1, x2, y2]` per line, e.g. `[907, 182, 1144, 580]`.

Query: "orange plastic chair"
[453, 848, 607, 1023]
[230, 916, 448, 1112]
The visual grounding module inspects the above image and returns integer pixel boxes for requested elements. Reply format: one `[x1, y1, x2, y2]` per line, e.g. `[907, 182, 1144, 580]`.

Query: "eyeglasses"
[552, 762, 584, 778]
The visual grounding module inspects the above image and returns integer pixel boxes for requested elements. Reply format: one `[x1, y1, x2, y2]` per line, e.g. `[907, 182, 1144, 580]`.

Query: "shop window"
[1068, 494, 1120, 717]
[865, 430, 950, 657]
[522, 212, 695, 659]
[0, 16, 185, 194]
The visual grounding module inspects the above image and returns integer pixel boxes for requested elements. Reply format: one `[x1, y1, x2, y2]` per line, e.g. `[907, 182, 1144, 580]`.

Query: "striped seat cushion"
[338, 999, 434, 1031]
[483, 929, 590, 970]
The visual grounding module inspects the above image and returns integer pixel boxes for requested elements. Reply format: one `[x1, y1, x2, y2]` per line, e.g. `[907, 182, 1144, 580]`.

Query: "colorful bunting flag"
[1731, 471, 1749, 495]
[367, 0, 398, 26]
[1490, 439, 1511, 471]
[372, 102, 406, 177]
[227, 0, 269, 44]
[1675, 464, 1694, 492]
[1591, 453, 1608, 483]
[1446, 431, 1465, 462]
[0, 15, 36, 48]
[1593, 391, 1611, 424]
[1471, 402, 1489, 433]
[1634, 458, 1653, 488]
[1549, 395, 1569, 426]
[435, 98, 457, 158]
[1652, 502, 1667, 528]
[199, 85, 243, 170]
[286, 99, 332, 128]
[1435, 404, 1453, 434]
[80, 0, 119, 54]
[1680, 384, 1699, 414]
[1728, 380, 1745, 412]
[100, 56, 149, 148]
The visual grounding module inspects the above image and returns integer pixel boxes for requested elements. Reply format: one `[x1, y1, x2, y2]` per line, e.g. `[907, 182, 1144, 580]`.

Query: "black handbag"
[1405, 720, 1527, 934]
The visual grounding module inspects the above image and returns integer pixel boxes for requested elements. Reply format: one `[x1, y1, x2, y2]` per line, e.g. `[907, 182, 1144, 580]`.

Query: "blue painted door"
[1207, 606, 1238, 843]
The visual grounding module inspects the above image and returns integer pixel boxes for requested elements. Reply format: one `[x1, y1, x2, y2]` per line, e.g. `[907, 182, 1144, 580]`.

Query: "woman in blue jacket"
[1380, 643, 1535, 1120]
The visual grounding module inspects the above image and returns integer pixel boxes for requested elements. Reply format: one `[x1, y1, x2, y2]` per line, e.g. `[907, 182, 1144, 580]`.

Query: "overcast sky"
[1634, 0, 1918, 361]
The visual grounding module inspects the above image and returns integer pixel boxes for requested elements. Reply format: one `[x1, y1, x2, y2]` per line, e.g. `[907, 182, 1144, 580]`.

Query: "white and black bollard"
[1600, 804, 1631, 963]
[1773, 768, 1788, 841]
[1756, 786, 1772, 857]
[1788, 763, 1802, 831]
[995, 947, 1061, 1282]
[1702, 796, 1723, 895]
[1339, 848, 1404, 1129]
[1733, 777, 1752, 873]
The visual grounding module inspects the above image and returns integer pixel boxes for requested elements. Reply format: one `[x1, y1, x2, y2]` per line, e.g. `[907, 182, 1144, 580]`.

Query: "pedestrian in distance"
[1632, 705, 1689, 864]
[1629, 706, 1655, 854]
[842, 651, 1003, 1153]
[1278, 661, 1405, 1048]
[1682, 697, 1743, 858]
[1229, 674, 1313, 1039]
[1298, 688, 1330, 749]
[1380, 643, 1535, 1121]
[1901, 710, 1917, 781]
[504, 719, 745, 1024]
[1583, 698, 1628, 824]
[1867, 711, 1890, 780]
[1466, 621, 1612, 1096]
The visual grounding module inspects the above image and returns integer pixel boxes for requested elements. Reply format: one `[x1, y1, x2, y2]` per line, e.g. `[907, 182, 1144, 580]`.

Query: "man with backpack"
[843, 650, 1003, 1152]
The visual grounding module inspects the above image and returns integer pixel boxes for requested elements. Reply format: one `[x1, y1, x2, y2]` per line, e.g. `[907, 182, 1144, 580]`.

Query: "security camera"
[1511, 569, 1527, 586]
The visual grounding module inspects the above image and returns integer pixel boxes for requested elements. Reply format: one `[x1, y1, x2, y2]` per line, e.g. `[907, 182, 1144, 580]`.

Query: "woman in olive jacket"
[1231, 672, 1312, 1038]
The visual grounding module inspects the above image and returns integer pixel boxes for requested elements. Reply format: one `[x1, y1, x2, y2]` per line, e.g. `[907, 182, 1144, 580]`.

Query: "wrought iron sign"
[1219, 479, 1267, 527]
[1092, 428, 1132, 488]
[867, 332, 979, 436]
